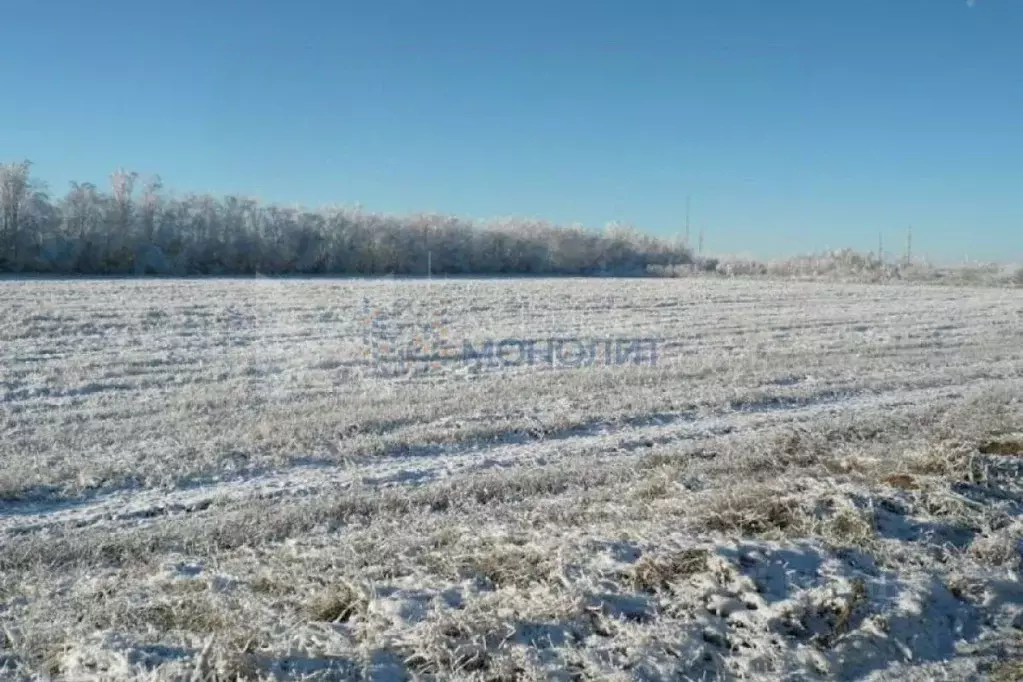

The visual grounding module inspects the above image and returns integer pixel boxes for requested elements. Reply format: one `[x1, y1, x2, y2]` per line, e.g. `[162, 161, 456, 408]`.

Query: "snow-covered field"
[1, 278, 1022, 681]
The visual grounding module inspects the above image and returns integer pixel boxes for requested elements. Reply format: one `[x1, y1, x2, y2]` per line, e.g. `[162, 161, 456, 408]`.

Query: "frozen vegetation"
[0, 161, 688, 277]
[1, 277, 1022, 681]
[2, 160, 1020, 285]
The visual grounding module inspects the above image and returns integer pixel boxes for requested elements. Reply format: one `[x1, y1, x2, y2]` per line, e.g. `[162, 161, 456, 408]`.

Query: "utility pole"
[698, 229, 704, 256]
[877, 232, 884, 264]
[905, 226, 912, 266]
[684, 195, 691, 247]
[423, 218, 432, 280]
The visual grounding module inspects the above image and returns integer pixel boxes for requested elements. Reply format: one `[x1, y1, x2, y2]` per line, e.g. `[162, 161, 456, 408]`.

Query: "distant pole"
[698, 229, 704, 256]
[685, 195, 691, 246]
[878, 233, 884, 264]
[905, 226, 912, 266]
[427, 251, 432, 280]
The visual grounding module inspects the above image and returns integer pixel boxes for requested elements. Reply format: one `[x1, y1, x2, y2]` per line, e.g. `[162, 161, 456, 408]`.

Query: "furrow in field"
[0, 375, 1003, 539]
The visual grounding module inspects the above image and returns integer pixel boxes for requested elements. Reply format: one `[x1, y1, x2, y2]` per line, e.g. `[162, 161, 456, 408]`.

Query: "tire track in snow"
[0, 379, 993, 538]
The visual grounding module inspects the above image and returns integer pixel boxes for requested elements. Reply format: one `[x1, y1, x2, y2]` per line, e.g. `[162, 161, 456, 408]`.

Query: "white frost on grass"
[1, 278, 1022, 680]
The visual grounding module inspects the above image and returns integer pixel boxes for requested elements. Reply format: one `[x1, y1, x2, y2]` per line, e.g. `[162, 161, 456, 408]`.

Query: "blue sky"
[1, 0, 1020, 262]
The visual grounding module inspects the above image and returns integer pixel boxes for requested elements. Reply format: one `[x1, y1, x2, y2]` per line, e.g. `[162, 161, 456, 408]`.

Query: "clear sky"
[1, 0, 1020, 262]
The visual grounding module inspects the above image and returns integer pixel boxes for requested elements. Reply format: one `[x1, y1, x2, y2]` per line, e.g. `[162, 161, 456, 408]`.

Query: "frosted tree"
[0, 160, 33, 268]
[0, 159, 698, 276]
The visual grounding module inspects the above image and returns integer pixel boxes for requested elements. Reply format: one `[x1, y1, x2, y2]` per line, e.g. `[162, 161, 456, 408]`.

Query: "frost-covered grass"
[1, 278, 1022, 681]
[658, 249, 1023, 288]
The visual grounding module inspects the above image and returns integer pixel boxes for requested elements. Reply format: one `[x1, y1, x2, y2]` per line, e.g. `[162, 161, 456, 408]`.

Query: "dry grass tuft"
[978, 438, 1023, 457]
[740, 427, 830, 475]
[818, 503, 877, 549]
[130, 598, 233, 634]
[454, 546, 560, 589]
[249, 574, 296, 597]
[904, 444, 986, 484]
[702, 488, 806, 537]
[628, 548, 710, 593]
[401, 610, 505, 677]
[990, 659, 1023, 682]
[968, 522, 1023, 569]
[881, 473, 920, 490]
[308, 581, 368, 623]
[188, 637, 267, 682]
[820, 577, 869, 649]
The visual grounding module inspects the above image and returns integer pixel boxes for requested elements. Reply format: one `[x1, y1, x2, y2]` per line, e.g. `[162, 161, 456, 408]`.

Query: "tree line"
[0, 160, 693, 277]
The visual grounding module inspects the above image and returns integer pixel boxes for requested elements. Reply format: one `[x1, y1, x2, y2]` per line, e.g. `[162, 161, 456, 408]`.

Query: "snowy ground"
[1, 277, 1022, 681]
